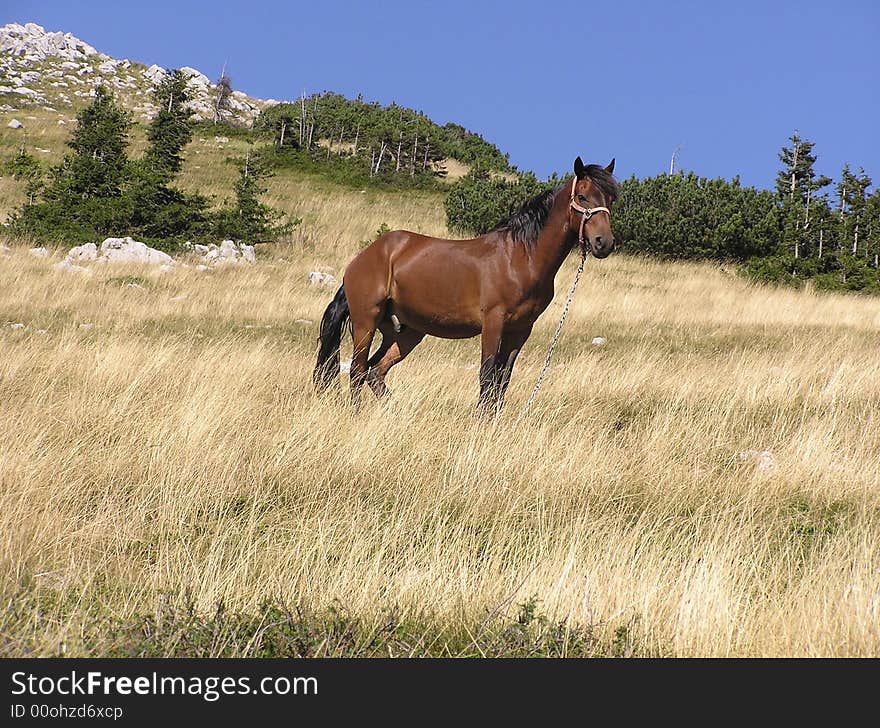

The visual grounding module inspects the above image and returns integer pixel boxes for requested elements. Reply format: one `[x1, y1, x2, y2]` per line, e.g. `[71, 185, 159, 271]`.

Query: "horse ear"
[574, 156, 585, 178]
[605, 158, 615, 175]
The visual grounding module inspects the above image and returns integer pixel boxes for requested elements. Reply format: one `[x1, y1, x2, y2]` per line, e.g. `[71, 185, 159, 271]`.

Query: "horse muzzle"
[589, 236, 615, 259]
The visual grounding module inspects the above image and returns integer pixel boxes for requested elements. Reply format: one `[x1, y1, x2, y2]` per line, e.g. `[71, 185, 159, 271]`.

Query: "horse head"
[570, 156, 617, 259]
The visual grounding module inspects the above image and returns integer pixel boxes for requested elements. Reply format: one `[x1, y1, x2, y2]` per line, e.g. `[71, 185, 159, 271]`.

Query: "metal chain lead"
[518, 247, 587, 420]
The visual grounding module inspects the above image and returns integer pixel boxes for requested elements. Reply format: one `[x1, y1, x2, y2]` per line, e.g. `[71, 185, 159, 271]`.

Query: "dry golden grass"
[1, 232, 879, 656]
[174, 133, 449, 248]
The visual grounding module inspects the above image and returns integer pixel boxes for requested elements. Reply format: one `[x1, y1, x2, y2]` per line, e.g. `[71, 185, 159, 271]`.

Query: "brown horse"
[314, 156, 618, 413]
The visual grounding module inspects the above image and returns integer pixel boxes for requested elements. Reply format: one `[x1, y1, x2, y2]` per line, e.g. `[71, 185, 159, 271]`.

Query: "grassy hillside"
[0, 103, 447, 248]
[2, 240, 879, 656]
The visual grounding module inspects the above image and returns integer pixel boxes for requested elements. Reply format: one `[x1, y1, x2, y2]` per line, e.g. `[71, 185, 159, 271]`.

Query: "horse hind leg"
[365, 323, 395, 399]
[349, 320, 378, 409]
[367, 327, 424, 399]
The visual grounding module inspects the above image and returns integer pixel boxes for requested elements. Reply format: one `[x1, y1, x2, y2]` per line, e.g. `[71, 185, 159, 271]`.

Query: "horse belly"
[399, 310, 481, 339]
[389, 255, 482, 339]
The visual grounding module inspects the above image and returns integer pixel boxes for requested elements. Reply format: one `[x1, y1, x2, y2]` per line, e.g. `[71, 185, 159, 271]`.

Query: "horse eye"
[577, 194, 587, 203]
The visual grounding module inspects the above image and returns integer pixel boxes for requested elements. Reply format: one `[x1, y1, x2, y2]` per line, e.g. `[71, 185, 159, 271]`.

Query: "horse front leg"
[495, 326, 533, 412]
[477, 311, 505, 415]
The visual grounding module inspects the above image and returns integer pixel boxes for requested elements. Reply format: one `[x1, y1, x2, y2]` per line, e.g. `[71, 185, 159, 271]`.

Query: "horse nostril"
[593, 236, 604, 247]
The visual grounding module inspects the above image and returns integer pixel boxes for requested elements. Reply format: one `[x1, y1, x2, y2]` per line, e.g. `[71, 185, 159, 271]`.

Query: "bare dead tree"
[803, 184, 812, 228]
[669, 144, 683, 175]
[374, 140, 387, 175]
[411, 135, 418, 177]
[213, 62, 233, 125]
[299, 91, 306, 146]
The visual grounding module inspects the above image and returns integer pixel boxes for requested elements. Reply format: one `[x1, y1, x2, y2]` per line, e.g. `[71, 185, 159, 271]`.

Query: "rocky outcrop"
[0, 22, 99, 63]
[0, 22, 268, 123]
[188, 239, 256, 266]
[98, 237, 174, 265]
[55, 237, 174, 271]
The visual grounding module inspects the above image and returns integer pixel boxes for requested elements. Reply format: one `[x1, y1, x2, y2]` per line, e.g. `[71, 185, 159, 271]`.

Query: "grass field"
[2, 224, 879, 656]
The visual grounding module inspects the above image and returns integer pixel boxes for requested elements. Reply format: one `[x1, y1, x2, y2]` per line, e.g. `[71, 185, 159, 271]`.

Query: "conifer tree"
[212, 150, 296, 243]
[775, 132, 830, 259]
[46, 86, 131, 203]
[144, 70, 193, 178]
[836, 164, 872, 255]
[8, 86, 132, 241]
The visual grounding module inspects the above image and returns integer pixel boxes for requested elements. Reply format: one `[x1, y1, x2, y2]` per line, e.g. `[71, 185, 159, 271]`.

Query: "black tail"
[313, 284, 350, 392]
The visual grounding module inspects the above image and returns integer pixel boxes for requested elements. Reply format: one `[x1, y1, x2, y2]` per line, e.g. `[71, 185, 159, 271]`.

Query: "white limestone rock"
[0, 23, 98, 62]
[143, 64, 167, 85]
[98, 237, 174, 266]
[200, 240, 256, 266]
[180, 66, 210, 87]
[66, 243, 97, 262]
[309, 271, 338, 288]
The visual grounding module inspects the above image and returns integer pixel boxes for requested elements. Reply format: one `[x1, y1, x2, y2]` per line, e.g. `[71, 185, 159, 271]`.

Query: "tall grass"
[1, 239, 879, 656]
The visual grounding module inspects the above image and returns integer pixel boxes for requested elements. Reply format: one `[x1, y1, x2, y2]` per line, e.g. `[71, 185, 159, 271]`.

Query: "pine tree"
[8, 86, 133, 242]
[126, 70, 212, 244]
[864, 190, 880, 267]
[46, 86, 132, 203]
[143, 70, 193, 178]
[212, 149, 297, 243]
[836, 164, 871, 255]
[775, 132, 830, 260]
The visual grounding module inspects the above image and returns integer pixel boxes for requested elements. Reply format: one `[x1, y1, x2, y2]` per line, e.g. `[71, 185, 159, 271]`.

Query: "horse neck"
[528, 184, 577, 283]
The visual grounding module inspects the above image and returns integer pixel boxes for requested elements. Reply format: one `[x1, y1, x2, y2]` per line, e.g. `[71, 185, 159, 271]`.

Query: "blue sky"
[5, 0, 879, 189]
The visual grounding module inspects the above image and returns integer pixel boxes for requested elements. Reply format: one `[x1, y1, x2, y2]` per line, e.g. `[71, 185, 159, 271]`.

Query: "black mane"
[493, 165, 618, 245]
